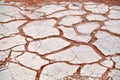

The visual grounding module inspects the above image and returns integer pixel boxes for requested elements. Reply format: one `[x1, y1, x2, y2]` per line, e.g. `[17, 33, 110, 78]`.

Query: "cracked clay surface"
[0, 0, 120, 80]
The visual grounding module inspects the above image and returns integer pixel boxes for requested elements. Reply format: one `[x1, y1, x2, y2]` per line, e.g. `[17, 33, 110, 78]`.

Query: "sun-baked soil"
[4, 0, 120, 6]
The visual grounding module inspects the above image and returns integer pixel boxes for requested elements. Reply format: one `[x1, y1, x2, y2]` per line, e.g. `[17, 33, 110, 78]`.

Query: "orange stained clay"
[4, 0, 120, 5]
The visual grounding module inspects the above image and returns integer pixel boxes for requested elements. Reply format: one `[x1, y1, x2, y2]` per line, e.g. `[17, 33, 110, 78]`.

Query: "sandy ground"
[0, 0, 120, 80]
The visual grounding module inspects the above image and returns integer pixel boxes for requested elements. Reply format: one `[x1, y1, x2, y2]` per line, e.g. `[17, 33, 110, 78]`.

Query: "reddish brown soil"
[4, 0, 120, 6]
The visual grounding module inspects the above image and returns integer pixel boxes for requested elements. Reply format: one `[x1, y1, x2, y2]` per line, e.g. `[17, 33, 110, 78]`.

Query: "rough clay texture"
[0, 0, 120, 80]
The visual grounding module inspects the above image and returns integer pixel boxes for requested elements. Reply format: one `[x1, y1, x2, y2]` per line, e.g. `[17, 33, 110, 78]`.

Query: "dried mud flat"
[0, 0, 120, 80]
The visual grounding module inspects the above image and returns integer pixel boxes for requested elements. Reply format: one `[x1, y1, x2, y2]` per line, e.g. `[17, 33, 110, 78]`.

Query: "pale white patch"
[28, 38, 70, 54]
[40, 63, 78, 80]
[86, 14, 107, 21]
[36, 4, 65, 15]
[0, 63, 36, 80]
[59, 15, 82, 26]
[0, 35, 26, 50]
[16, 52, 48, 69]
[77, 22, 100, 34]
[81, 64, 107, 77]
[23, 19, 59, 38]
[59, 26, 91, 42]
[47, 45, 101, 64]
[47, 10, 86, 18]
[108, 10, 120, 19]
[85, 4, 109, 13]
[102, 20, 120, 34]
[93, 31, 120, 55]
